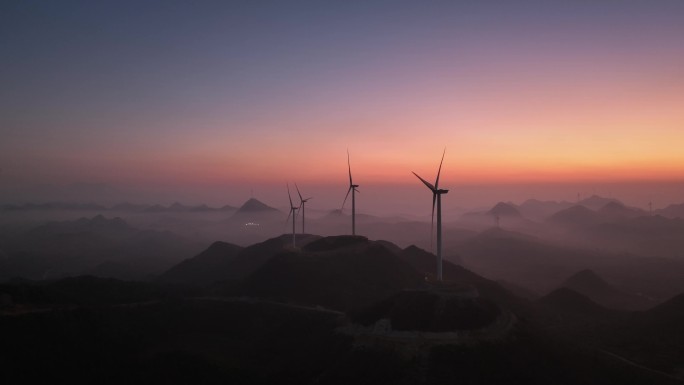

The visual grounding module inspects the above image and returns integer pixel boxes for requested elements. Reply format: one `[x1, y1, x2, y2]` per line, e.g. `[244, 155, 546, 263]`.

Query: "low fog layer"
[3, 194, 684, 301]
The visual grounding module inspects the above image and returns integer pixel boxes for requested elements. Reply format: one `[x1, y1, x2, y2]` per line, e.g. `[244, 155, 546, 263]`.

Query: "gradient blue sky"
[2, 1, 684, 211]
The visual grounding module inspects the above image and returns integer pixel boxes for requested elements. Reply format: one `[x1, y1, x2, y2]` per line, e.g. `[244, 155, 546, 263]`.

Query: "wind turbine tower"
[412, 149, 449, 281]
[342, 150, 360, 236]
[286, 184, 300, 247]
[295, 183, 313, 234]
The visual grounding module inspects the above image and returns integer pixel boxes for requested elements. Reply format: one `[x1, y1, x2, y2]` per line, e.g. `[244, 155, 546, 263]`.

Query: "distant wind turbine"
[295, 183, 313, 234]
[412, 148, 448, 281]
[286, 183, 300, 247]
[341, 150, 360, 235]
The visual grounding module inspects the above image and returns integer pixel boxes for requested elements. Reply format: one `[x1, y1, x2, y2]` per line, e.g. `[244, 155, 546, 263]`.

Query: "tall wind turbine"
[295, 183, 313, 234]
[286, 183, 299, 247]
[342, 150, 359, 235]
[412, 148, 448, 281]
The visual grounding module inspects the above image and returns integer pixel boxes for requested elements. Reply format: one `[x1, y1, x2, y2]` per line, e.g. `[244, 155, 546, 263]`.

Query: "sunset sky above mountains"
[2, 1, 683, 211]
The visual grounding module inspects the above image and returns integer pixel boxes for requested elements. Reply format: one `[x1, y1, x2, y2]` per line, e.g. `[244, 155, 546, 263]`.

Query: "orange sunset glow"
[1, 1, 683, 212]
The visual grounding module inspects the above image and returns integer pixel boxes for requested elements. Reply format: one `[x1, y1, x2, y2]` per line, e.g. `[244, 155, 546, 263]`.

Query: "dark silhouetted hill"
[212, 234, 321, 283]
[234, 198, 278, 214]
[561, 269, 652, 310]
[392, 244, 527, 311]
[238, 237, 422, 311]
[228, 198, 282, 224]
[159, 241, 244, 285]
[592, 292, 684, 376]
[538, 287, 614, 320]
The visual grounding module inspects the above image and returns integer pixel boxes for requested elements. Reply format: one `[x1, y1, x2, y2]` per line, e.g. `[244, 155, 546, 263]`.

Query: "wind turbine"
[286, 183, 300, 247]
[412, 148, 448, 281]
[342, 150, 360, 235]
[295, 183, 313, 234]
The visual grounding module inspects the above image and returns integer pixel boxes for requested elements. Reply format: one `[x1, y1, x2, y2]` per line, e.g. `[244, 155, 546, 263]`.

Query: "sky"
[1, 1, 684, 213]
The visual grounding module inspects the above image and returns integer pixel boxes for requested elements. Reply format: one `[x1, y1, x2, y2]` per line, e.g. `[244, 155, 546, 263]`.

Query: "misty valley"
[2, 195, 684, 384]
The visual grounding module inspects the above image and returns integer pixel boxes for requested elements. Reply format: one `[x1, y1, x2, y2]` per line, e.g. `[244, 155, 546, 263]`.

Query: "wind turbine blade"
[286, 208, 292, 224]
[412, 172, 436, 191]
[295, 183, 303, 203]
[431, 192, 436, 252]
[287, 183, 293, 207]
[306, 197, 313, 201]
[435, 147, 446, 189]
[347, 150, 353, 186]
[341, 186, 352, 210]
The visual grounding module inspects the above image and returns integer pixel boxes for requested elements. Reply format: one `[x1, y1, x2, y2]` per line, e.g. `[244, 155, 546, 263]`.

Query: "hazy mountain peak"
[158, 241, 243, 285]
[169, 202, 187, 210]
[548, 205, 599, 225]
[655, 202, 684, 219]
[236, 198, 278, 213]
[598, 201, 643, 218]
[647, 293, 684, 318]
[538, 287, 610, 317]
[563, 269, 612, 292]
[76, 215, 129, 231]
[488, 202, 522, 217]
[579, 195, 621, 210]
[403, 244, 427, 254]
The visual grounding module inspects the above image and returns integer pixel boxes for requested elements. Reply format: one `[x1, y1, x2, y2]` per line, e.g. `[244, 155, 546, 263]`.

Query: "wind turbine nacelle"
[437, 189, 449, 194]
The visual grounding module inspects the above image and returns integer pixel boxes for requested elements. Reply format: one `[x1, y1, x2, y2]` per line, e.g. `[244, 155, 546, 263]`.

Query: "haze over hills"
[4, 0, 684, 382]
[656, 203, 684, 219]
[2, 195, 684, 383]
[0, 215, 205, 281]
[1, 201, 237, 213]
[577, 195, 623, 210]
[3, 232, 684, 383]
[517, 199, 575, 221]
[547, 205, 603, 228]
[488, 202, 523, 218]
